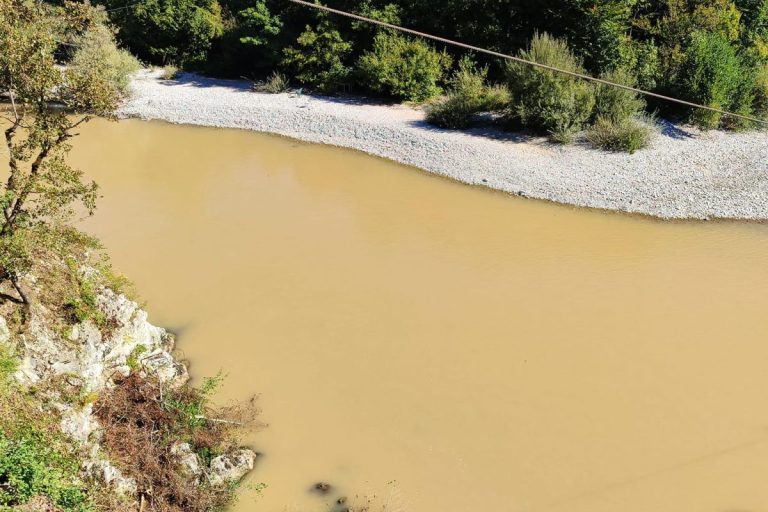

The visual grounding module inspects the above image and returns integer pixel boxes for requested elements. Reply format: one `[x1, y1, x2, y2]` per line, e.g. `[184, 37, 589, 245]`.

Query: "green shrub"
[593, 67, 645, 122]
[506, 32, 596, 142]
[587, 116, 654, 153]
[282, 21, 352, 93]
[427, 57, 511, 128]
[427, 94, 479, 129]
[680, 31, 752, 128]
[0, 430, 90, 511]
[252, 70, 289, 93]
[126, 345, 148, 371]
[357, 31, 452, 102]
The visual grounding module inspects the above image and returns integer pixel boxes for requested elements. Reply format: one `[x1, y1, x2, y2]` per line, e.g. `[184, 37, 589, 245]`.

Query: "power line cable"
[289, 0, 768, 126]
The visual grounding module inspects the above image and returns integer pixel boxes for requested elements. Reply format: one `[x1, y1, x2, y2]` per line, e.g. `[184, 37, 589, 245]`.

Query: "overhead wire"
[288, 0, 768, 126]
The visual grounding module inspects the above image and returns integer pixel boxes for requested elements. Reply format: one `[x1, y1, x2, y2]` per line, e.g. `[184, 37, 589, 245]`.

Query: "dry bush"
[251, 71, 289, 93]
[93, 374, 256, 512]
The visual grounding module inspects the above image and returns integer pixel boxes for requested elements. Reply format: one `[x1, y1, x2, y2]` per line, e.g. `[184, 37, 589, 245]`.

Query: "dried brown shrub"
[93, 374, 256, 512]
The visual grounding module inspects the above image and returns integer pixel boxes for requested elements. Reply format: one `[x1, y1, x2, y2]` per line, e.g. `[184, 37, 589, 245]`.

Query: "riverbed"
[74, 118, 768, 512]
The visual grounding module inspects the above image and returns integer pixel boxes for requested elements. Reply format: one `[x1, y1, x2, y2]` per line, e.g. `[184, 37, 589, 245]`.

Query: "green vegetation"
[587, 116, 655, 153]
[48, 0, 762, 151]
[680, 31, 751, 127]
[427, 56, 510, 129]
[161, 64, 181, 80]
[102, 0, 224, 66]
[0, 0, 134, 308]
[0, 429, 90, 511]
[358, 31, 452, 101]
[507, 33, 596, 142]
[0, 360, 94, 511]
[282, 21, 352, 93]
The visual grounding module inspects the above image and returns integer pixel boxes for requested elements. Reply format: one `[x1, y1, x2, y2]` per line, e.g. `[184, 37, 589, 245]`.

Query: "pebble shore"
[120, 70, 768, 220]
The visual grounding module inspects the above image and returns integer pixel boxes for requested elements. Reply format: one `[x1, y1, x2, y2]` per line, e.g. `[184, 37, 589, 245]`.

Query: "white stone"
[84, 458, 138, 496]
[208, 449, 256, 486]
[60, 403, 98, 445]
[0, 316, 9, 344]
[171, 442, 202, 477]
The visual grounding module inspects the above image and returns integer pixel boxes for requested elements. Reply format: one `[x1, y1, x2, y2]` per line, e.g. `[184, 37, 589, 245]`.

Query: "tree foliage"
[104, 0, 224, 66]
[282, 21, 353, 93]
[0, 1, 129, 305]
[680, 31, 751, 127]
[357, 31, 452, 101]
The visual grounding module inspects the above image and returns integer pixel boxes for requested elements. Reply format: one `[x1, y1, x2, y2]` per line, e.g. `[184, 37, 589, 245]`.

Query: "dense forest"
[57, 0, 768, 144]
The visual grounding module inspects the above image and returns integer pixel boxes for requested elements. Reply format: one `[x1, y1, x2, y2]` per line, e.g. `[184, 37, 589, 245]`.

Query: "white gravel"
[120, 70, 768, 220]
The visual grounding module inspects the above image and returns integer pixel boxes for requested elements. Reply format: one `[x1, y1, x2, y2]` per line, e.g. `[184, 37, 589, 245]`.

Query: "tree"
[680, 31, 751, 127]
[282, 21, 353, 93]
[104, 0, 224, 66]
[357, 31, 452, 101]
[0, 1, 132, 306]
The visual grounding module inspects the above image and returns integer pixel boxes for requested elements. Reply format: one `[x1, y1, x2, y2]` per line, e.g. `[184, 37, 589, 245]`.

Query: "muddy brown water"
[66, 118, 768, 512]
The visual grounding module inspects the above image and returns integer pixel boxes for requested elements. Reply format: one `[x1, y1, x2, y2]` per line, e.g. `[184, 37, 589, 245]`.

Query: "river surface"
[71, 119, 768, 512]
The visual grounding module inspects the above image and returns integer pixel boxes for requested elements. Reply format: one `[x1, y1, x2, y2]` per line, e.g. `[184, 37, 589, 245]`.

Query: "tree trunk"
[11, 278, 31, 306]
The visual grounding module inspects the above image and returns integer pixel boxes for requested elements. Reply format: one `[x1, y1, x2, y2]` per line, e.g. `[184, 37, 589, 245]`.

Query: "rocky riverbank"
[0, 266, 256, 509]
[120, 70, 768, 221]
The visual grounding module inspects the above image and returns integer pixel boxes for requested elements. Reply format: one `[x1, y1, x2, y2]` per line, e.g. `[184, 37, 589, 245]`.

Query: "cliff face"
[0, 283, 255, 506]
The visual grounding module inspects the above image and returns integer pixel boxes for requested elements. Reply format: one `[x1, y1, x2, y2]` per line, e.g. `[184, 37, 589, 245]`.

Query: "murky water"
[70, 119, 768, 512]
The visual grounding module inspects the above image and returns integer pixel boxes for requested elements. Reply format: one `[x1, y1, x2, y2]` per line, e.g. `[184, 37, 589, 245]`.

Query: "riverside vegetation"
[0, 2, 256, 510]
[97, 0, 768, 151]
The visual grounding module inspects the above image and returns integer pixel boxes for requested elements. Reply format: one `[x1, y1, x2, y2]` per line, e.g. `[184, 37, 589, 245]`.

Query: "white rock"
[60, 403, 98, 445]
[0, 316, 9, 344]
[84, 458, 138, 496]
[208, 449, 256, 486]
[171, 442, 203, 477]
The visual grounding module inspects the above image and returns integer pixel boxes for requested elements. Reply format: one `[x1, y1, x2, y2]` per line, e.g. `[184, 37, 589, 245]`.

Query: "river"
[72, 118, 768, 512]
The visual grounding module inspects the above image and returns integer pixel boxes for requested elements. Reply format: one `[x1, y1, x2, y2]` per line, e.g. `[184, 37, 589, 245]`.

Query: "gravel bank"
[120, 70, 768, 220]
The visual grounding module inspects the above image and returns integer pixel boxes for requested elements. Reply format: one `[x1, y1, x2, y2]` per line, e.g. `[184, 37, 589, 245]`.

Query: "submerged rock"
[313, 482, 333, 494]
